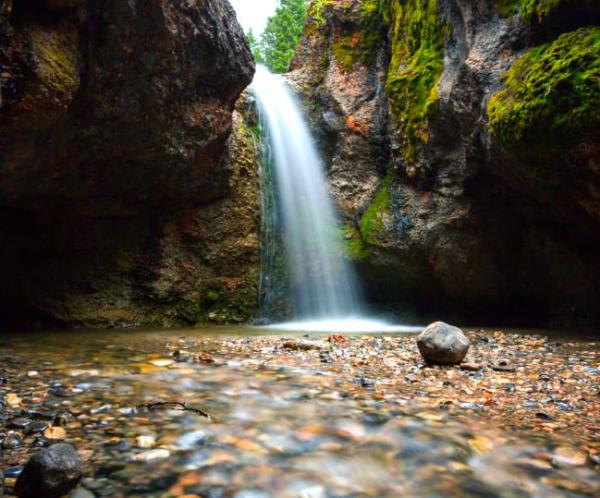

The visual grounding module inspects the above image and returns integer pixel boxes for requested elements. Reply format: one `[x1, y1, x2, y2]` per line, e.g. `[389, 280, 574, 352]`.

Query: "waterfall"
[252, 65, 420, 333]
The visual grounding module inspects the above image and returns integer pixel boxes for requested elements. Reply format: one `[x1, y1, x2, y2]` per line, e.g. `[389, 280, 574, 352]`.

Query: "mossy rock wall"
[293, 0, 600, 328]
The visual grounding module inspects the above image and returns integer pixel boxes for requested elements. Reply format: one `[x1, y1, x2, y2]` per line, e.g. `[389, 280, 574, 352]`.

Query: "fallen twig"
[136, 400, 211, 420]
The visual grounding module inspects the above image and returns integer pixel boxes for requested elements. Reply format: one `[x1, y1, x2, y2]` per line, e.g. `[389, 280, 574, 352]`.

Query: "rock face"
[15, 443, 83, 498]
[290, 0, 600, 328]
[417, 322, 470, 365]
[0, 0, 259, 328]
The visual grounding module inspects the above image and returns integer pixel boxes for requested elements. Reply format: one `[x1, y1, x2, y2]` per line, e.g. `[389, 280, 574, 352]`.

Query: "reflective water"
[0, 327, 598, 497]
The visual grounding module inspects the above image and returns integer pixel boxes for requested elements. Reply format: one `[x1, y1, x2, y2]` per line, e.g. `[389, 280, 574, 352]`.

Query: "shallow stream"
[0, 327, 598, 497]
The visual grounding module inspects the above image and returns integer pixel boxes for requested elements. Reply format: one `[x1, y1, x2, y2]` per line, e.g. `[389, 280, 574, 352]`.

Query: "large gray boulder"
[15, 443, 83, 498]
[417, 322, 471, 365]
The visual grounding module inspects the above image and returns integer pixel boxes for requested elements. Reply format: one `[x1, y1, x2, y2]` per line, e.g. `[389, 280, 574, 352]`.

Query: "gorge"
[0, 2, 599, 498]
[1, 0, 599, 330]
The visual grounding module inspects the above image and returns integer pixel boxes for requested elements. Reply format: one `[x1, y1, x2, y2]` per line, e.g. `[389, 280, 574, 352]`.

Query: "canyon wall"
[0, 0, 259, 328]
[290, 0, 600, 328]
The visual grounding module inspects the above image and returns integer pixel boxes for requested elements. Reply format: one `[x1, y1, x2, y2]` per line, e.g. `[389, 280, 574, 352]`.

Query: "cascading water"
[252, 65, 420, 333]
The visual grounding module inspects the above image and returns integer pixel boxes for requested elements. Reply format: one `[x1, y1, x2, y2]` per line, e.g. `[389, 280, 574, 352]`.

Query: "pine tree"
[260, 0, 307, 73]
[246, 29, 264, 64]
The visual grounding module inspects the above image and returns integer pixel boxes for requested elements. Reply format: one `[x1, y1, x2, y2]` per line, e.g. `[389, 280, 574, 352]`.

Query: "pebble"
[133, 449, 170, 462]
[135, 435, 156, 449]
[2, 433, 23, 449]
[69, 488, 96, 498]
[44, 426, 67, 440]
[551, 447, 588, 467]
[3, 466, 23, 478]
[6, 393, 22, 407]
[9, 418, 32, 430]
[149, 359, 175, 367]
[460, 363, 483, 371]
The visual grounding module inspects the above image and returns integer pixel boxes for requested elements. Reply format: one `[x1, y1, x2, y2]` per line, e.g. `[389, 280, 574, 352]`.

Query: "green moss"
[343, 226, 372, 260]
[198, 279, 259, 324]
[308, 0, 336, 27]
[331, 0, 384, 72]
[487, 27, 600, 148]
[28, 27, 79, 95]
[359, 176, 392, 243]
[378, 0, 449, 164]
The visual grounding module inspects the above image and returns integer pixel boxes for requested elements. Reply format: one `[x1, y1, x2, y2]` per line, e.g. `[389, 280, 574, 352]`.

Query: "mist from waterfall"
[251, 66, 421, 333]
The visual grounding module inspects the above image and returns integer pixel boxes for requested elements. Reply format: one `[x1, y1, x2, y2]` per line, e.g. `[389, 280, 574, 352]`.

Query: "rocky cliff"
[0, 0, 258, 328]
[290, 0, 600, 328]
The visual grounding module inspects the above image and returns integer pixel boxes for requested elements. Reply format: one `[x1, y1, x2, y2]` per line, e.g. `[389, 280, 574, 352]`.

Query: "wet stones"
[2, 433, 23, 449]
[417, 322, 471, 365]
[282, 340, 327, 351]
[15, 443, 83, 498]
[8, 418, 32, 430]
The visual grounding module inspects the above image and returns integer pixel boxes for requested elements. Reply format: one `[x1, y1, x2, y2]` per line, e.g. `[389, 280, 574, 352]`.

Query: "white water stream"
[252, 66, 420, 333]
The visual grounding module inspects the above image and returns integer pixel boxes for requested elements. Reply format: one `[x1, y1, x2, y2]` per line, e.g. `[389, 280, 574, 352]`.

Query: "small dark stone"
[319, 350, 332, 364]
[28, 411, 57, 421]
[26, 422, 50, 435]
[460, 363, 483, 371]
[15, 443, 83, 498]
[8, 418, 32, 430]
[3, 466, 23, 478]
[48, 388, 73, 398]
[535, 411, 553, 420]
[2, 433, 23, 449]
[491, 363, 516, 372]
[172, 350, 194, 363]
[112, 441, 131, 452]
[360, 377, 375, 388]
[538, 373, 551, 382]
[53, 413, 74, 427]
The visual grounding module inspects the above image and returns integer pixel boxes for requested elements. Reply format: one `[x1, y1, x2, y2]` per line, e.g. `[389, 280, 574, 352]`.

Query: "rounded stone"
[15, 443, 83, 498]
[416, 322, 471, 365]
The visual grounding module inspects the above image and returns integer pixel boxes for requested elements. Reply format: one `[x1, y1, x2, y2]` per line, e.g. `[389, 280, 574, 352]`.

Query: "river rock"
[15, 443, 83, 498]
[417, 322, 471, 365]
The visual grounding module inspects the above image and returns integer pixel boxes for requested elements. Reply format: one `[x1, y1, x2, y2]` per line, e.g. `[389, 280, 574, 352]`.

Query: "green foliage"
[487, 27, 600, 148]
[332, 0, 384, 72]
[359, 176, 392, 243]
[259, 0, 308, 73]
[246, 29, 264, 64]
[378, 0, 449, 164]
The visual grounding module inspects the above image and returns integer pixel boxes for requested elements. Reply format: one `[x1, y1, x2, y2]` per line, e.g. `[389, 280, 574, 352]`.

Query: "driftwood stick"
[137, 400, 211, 419]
